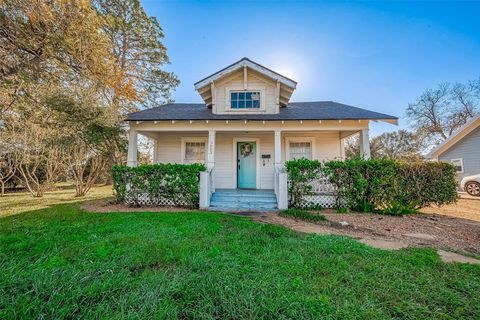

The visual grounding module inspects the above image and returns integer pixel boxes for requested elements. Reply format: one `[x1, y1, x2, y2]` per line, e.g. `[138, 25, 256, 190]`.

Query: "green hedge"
[112, 163, 206, 208]
[286, 158, 458, 214]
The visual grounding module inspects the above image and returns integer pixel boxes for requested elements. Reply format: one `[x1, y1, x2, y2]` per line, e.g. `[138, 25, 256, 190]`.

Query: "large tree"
[0, 0, 124, 119]
[406, 80, 479, 144]
[345, 130, 424, 161]
[94, 0, 179, 114]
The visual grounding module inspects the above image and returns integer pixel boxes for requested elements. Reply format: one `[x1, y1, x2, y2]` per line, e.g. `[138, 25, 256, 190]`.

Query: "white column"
[339, 137, 345, 160]
[359, 129, 371, 159]
[274, 130, 282, 169]
[152, 138, 158, 163]
[127, 128, 138, 167]
[207, 129, 216, 170]
[278, 172, 288, 210]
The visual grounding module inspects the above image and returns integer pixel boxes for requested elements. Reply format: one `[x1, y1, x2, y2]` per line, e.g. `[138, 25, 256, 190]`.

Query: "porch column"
[207, 129, 216, 170]
[152, 138, 158, 163]
[274, 130, 282, 169]
[127, 127, 138, 167]
[359, 129, 371, 159]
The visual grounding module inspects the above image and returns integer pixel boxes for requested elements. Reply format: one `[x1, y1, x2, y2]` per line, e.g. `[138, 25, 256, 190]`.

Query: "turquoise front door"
[237, 142, 256, 189]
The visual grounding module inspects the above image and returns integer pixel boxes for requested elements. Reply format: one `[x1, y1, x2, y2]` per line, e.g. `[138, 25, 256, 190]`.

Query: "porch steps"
[209, 189, 278, 212]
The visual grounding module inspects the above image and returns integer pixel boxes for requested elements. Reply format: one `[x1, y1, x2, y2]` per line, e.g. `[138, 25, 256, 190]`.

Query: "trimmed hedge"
[112, 163, 206, 208]
[286, 158, 458, 214]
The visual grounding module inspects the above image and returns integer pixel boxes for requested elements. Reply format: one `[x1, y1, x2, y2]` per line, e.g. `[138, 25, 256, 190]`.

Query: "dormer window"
[230, 91, 261, 109]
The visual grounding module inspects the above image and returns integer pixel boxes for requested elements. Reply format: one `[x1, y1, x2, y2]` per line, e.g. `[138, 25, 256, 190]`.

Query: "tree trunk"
[0, 181, 4, 196]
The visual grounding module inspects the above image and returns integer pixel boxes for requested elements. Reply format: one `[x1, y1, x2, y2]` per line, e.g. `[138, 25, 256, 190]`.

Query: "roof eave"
[194, 58, 297, 90]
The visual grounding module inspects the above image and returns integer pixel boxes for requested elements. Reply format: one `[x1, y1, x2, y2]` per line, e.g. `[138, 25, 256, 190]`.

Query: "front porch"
[126, 120, 372, 211]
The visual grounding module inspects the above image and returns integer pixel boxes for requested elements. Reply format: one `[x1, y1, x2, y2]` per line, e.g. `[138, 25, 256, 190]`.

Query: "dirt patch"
[81, 199, 195, 213]
[421, 198, 480, 222]
[254, 212, 480, 256]
[359, 238, 409, 250]
[437, 250, 480, 265]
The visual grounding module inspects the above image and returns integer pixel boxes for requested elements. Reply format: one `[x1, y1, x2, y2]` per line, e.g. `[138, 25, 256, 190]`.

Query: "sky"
[142, 0, 480, 136]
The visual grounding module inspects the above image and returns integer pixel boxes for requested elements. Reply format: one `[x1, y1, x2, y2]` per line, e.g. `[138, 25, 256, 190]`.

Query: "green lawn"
[1, 204, 479, 319]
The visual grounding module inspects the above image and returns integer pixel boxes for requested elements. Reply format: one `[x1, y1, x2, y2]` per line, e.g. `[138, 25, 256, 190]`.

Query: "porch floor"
[209, 189, 278, 213]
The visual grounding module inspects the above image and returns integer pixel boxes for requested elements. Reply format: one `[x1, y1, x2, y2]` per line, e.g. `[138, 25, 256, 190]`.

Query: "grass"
[280, 208, 327, 222]
[1, 204, 479, 319]
[0, 185, 113, 218]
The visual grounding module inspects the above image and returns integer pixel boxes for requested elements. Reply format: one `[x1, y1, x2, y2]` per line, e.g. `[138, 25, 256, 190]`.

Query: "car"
[460, 174, 480, 196]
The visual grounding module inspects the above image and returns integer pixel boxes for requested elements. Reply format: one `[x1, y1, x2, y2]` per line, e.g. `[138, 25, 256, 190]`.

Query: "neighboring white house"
[126, 58, 397, 210]
[428, 115, 480, 181]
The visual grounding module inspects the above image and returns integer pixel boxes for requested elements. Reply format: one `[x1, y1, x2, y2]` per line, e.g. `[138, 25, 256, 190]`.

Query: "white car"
[460, 174, 480, 196]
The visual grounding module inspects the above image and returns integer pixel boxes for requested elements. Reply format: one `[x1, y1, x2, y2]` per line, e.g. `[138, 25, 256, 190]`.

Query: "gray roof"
[126, 101, 398, 122]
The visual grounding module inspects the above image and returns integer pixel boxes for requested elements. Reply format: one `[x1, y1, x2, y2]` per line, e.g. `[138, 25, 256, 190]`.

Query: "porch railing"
[199, 167, 215, 208]
[275, 166, 288, 210]
[287, 172, 337, 209]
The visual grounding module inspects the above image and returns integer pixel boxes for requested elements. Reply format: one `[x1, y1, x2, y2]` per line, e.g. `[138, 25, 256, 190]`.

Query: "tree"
[94, 0, 179, 114]
[14, 120, 66, 197]
[345, 130, 424, 161]
[406, 80, 479, 145]
[0, 131, 16, 195]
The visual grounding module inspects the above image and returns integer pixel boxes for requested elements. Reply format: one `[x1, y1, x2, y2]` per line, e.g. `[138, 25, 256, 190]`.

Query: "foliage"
[406, 80, 480, 144]
[1, 206, 479, 319]
[279, 208, 326, 222]
[94, 0, 179, 113]
[286, 158, 458, 214]
[112, 163, 206, 208]
[0, 0, 177, 198]
[285, 158, 323, 208]
[345, 130, 425, 160]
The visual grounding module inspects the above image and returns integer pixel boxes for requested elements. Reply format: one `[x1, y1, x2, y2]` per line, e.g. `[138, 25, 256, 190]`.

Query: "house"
[428, 115, 480, 181]
[126, 58, 397, 211]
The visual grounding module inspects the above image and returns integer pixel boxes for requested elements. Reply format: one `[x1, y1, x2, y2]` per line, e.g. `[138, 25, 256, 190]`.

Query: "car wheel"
[465, 181, 480, 196]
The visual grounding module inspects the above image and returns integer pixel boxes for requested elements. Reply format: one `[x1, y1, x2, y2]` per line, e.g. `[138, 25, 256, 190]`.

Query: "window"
[289, 142, 312, 160]
[230, 91, 261, 109]
[182, 139, 206, 164]
[450, 158, 464, 173]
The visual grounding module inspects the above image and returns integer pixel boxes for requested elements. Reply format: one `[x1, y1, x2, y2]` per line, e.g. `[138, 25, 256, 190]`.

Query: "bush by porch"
[287, 158, 458, 214]
[112, 163, 206, 208]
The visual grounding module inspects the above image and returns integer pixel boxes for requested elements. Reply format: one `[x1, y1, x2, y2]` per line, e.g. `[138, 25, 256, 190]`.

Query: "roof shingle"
[126, 101, 397, 122]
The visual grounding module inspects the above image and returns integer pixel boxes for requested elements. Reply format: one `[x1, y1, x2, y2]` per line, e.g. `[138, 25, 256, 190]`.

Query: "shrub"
[112, 163, 206, 208]
[287, 158, 458, 214]
[279, 208, 326, 222]
[285, 158, 322, 208]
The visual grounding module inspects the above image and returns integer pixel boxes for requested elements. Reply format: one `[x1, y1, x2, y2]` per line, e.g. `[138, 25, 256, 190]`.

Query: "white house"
[126, 58, 397, 211]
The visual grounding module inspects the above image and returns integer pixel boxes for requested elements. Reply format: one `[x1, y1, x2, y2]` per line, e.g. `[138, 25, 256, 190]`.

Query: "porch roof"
[126, 101, 398, 124]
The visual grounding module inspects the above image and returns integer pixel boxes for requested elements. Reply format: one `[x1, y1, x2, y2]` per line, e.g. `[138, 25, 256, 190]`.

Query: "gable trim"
[428, 115, 480, 159]
[194, 57, 297, 91]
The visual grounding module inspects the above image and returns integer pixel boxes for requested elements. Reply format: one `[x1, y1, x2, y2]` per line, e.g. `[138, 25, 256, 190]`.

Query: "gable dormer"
[194, 58, 297, 114]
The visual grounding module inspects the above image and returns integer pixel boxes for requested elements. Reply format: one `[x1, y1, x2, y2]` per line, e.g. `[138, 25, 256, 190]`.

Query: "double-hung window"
[230, 91, 261, 109]
[182, 138, 206, 164]
[289, 142, 312, 160]
[286, 137, 315, 160]
[450, 158, 464, 173]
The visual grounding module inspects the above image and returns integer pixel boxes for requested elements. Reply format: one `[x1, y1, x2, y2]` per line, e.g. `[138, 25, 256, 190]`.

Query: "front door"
[237, 142, 256, 189]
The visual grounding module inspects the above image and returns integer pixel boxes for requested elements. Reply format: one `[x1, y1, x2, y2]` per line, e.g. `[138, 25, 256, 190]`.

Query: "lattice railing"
[288, 174, 337, 208]
[125, 192, 188, 207]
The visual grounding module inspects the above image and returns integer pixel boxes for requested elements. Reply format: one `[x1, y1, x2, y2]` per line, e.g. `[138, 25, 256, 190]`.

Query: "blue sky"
[142, 0, 480, 136]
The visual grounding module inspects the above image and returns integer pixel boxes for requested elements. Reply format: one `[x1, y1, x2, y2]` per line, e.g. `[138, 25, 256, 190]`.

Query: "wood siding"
[214, 68, 277, 114]
[153, 131, 343, 189]
[439, 126, 480, 180]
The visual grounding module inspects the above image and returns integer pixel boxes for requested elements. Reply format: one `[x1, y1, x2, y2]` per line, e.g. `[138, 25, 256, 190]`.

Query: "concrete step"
[209, 189, 278, 212]
[210, 196, 277, 204]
